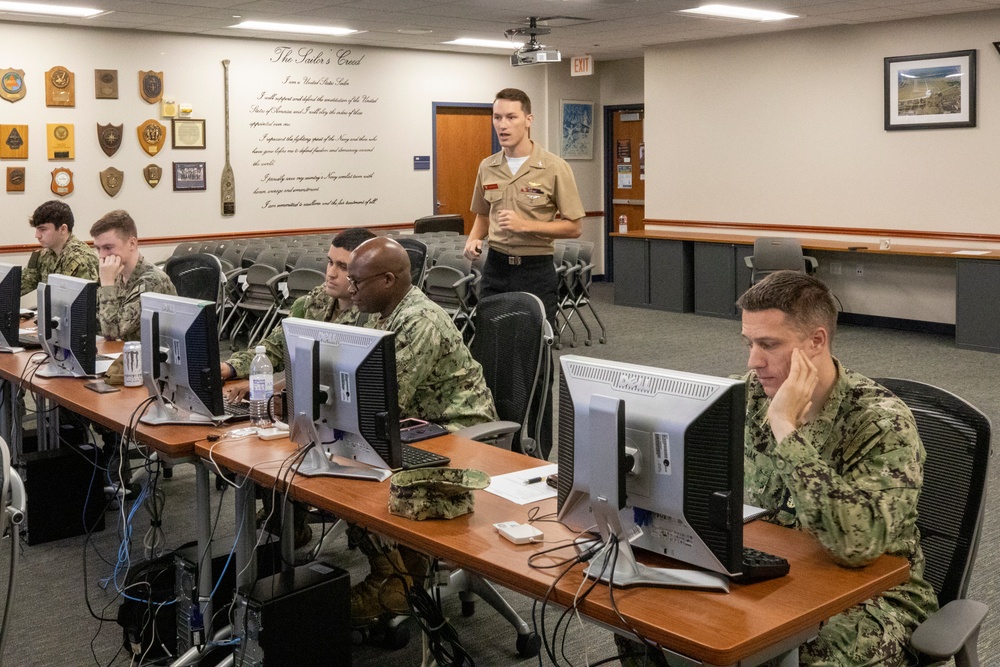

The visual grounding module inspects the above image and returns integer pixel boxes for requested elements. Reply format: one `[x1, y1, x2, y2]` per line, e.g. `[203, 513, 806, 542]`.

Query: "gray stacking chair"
[744, 237, 818, 285]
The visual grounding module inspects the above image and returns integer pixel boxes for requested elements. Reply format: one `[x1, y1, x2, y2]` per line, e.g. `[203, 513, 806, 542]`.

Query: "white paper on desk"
[952, 250, 991, 255]
[485, 463, 557, 505]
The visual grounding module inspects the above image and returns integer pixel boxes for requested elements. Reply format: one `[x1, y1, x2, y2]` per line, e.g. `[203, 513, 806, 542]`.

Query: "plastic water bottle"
[249, 346, 273, 427]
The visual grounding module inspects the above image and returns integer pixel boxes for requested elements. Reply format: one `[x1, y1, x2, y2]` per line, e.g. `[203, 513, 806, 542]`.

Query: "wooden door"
[603, 105, 644, 281]
[434, 105, 494, 234]
[610, 108, 645, 234]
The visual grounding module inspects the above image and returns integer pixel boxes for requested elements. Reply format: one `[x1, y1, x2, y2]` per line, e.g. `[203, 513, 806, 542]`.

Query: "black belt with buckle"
[492, 250, 552, 268]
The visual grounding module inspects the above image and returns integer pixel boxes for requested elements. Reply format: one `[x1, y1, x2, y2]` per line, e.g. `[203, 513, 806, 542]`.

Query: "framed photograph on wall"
[560, 100, 593, 159]
[173, 161, 206, 191]
[884, 50, 976, 130]
[171, 118, 205, 148]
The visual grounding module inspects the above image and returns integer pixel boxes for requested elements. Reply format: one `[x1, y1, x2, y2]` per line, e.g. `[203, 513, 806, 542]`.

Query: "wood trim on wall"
[644, 219, 1000, 244]
[0, 222, 416, 255]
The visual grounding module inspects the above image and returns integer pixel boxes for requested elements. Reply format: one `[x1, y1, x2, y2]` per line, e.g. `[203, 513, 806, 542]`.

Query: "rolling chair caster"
[516, 631, 541, 658]
[350, 614, 411, 650]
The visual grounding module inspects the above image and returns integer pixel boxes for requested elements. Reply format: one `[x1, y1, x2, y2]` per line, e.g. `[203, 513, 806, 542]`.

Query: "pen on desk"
[523, 476, 545, 485]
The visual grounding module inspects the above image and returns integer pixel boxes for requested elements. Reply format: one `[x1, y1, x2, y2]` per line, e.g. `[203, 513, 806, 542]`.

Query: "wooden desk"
[611, 229, 1000, 352]
[0, 343, 226, 460]
[198, 434, 910, 666]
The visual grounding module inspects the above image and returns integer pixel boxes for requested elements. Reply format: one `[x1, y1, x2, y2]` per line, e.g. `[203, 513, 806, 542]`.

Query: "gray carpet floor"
[0, 281, 996, 666]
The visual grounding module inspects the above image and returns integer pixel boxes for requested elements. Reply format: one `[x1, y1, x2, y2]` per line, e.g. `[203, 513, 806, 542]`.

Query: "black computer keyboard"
[400, 444, 450, 470]
[732, 546, 790, 584]
[223, 400, 252, 422]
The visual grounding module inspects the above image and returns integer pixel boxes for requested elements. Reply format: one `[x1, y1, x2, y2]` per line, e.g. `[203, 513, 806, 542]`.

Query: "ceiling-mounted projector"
[511, 47, 562, 67]
[506, 17, 561, 67]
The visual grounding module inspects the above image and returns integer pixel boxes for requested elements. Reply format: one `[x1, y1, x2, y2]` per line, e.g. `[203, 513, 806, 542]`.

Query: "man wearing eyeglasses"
[345, 236, 497, 629]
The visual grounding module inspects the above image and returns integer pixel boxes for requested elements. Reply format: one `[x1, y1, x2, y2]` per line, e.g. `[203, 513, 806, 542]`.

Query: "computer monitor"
[557, 355, 746, 592]
[36, 274, 101, 377]
[139, 293, 227, 425]
[282, 317, 402, 482]
[0, 264, 22, 353]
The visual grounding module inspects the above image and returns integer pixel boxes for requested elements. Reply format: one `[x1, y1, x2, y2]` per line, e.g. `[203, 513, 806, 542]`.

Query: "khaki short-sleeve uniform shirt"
[470, 141, 585, 256]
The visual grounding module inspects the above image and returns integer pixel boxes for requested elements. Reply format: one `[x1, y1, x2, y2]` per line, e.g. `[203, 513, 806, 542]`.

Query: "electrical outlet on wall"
[855, 264, 864, 277]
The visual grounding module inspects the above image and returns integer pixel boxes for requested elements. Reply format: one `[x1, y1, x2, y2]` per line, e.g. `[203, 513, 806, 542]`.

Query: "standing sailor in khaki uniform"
[465, 87, 585, 323]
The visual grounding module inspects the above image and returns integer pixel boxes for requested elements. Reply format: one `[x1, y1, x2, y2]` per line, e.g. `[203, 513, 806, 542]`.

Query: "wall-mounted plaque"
[0, 69, 25, 103]
[143, 163, 161, 188]
[47, 123, 75, 160]
[136, 119, 166, 156]
[45, 66, 75, 107]
[94, 69, 118, 99]
[97, 123, 123, 157]
[0, 125, 28, 159]
[6, 167, 25, 192]
[51, 167, 73, 196]
[172, 118, 205, 149]
[139, 70, 163, 104]
[173, 162, 206, 191]
[161, 99, 177, 118]
[100, 166, 123, 197]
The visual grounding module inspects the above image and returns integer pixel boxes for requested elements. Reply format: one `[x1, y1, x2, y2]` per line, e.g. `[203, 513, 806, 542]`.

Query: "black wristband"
[223, 362, 236, 380]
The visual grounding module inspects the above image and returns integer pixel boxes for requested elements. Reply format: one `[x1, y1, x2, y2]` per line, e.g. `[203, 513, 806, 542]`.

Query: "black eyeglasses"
[347, 271, 390, 291]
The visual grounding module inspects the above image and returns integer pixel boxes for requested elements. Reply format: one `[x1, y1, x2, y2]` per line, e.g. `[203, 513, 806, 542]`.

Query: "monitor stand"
[586, 498, 729, 592]
[141, 400, 222, 426]
[289, 414, 391, 482]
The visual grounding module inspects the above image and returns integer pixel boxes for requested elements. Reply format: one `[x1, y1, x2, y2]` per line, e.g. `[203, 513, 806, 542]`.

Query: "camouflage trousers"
[616, 597, 918, 667]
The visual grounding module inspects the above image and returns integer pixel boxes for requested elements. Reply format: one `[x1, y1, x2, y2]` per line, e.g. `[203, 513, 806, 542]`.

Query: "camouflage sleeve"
[61, 250, 100, 282]
[227, 321, 286, 379]
[98, 269, 177, 341]
[770, 415, 923, 568]
[97, 285, 130, 340]
[21, 266, 40, 296]
[391, 315, 444, 414]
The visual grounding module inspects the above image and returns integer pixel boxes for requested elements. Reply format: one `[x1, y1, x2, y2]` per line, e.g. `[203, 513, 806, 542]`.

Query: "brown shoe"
[350, 547, 411, 626]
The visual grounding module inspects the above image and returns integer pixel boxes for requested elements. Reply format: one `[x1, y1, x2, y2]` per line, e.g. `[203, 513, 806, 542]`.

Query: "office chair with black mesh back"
[163, 253, 225, 322]
[434, 292, 551, 659]
[395, 236, 428, 288]
[744, 237, 819, 285]
[413, 213, 465, 235]
[873, 378, 991, 667]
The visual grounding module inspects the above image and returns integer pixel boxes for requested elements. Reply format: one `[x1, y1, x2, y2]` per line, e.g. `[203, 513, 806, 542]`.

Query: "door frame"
[431, 102, 500, 217]
[602, 103, 644, 282]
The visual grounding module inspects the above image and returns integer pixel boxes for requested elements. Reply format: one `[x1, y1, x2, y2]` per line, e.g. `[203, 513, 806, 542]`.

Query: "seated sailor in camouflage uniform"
[346, 236, 498, 626]
[220, 227, 376, 384]
[619, 271, 937, 667]
[22, 200, 99, 295]
[220, 227, 376, 551]
[90, 210, 176, 342]
[738, 271, 936, 666]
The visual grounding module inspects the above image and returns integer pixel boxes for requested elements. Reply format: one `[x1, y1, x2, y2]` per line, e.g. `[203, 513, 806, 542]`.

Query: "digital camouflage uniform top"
[365, 286, 497, 432]
[21, 234, 99, 296]
[226, 285, 360, 379]
[743, 360, 938, 666]
[97, 255, 176, 341]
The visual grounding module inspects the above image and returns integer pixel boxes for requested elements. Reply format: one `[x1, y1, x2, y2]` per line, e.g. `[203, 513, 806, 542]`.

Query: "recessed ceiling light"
[678, 4, 797, 21]
[232, 20, 359, 37]
[0, 1, 103, 18]
[398, 28, 433, 35]
[443, 38, 524, 49]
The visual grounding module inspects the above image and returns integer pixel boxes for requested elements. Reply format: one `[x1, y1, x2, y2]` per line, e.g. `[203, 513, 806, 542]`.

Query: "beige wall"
[644, 11, 1000, 323]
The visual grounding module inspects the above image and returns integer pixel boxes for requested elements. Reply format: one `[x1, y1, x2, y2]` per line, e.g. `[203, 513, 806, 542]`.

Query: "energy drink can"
[123, 341, 142, 387]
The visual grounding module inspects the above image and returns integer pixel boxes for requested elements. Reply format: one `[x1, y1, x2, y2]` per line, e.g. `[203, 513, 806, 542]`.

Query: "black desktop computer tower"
[21, 445, 106, 545]
[175, 541, 283, 654]
[233, 561, 351, 667]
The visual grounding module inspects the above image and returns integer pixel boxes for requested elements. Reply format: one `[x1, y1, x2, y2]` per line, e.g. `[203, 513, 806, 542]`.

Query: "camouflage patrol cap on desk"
[388, 468, 490, 520]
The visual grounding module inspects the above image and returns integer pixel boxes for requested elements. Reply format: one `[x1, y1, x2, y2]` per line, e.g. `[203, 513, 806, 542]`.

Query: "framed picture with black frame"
[884, 50, 976, 131]
[171, 118, 205, 148]
[172, 161, 206, 191]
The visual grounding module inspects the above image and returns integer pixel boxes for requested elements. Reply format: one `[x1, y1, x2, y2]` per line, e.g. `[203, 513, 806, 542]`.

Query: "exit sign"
[571, 55, 593, 77]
